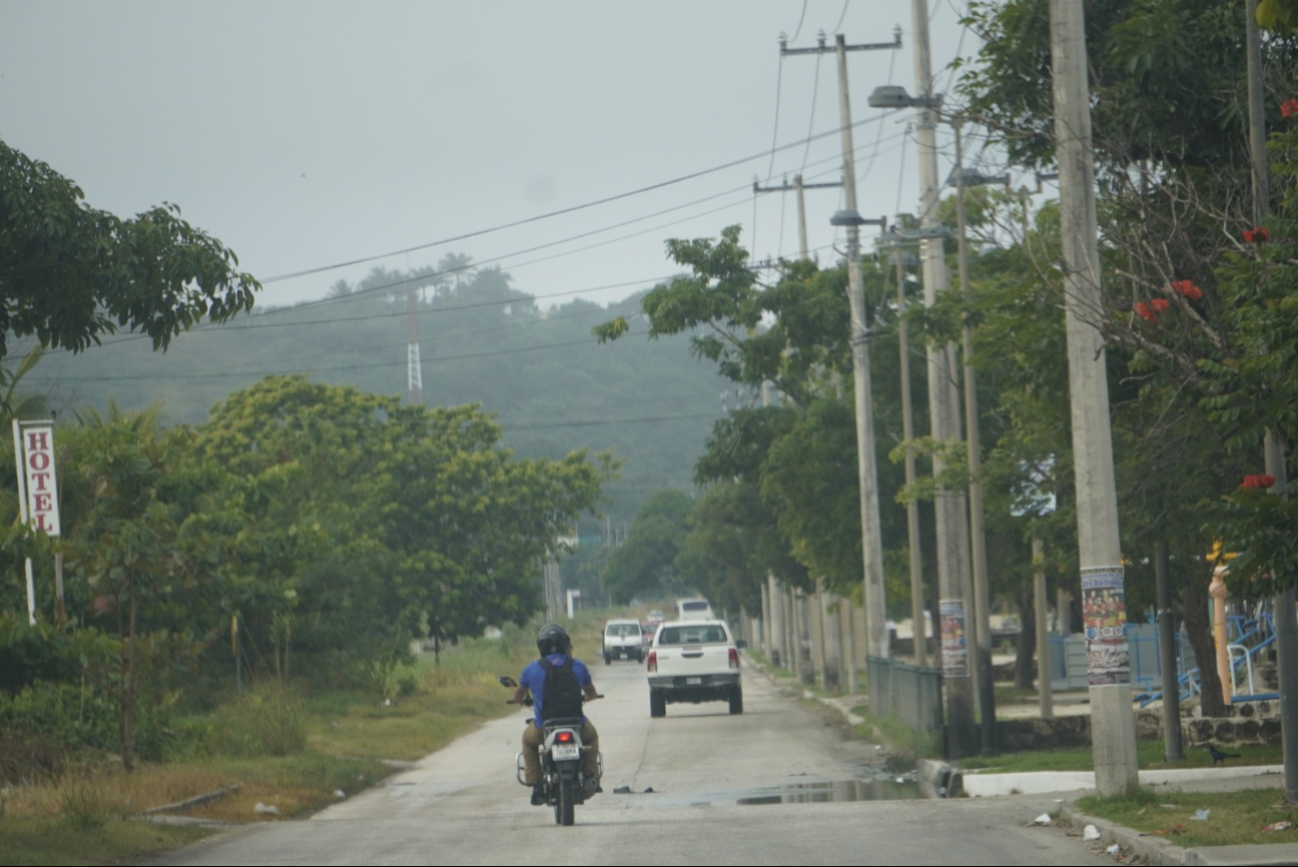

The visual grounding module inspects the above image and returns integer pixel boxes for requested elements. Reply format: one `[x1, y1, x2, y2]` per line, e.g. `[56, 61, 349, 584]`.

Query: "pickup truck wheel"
[649, 689, 667, 718]
[728, 686, 744, 715]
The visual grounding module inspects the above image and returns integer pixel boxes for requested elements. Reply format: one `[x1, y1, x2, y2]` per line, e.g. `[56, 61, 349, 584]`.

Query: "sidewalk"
[752, 661, 1298, 866]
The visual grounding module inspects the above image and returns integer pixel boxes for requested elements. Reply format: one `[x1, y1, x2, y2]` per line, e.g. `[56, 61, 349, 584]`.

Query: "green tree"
[601, 489, 694, 604]
[0, 139, 260, 360]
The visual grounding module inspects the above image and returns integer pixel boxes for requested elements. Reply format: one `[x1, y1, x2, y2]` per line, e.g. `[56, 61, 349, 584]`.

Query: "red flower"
[1171, 280, 1203, 300]
[1284, 99, 1298, 118]
[1135, 301, 1156, 322]
[1244, 227, 1270, 244]
[1242, 474, 1277, 489]
[1151, 298, 1171, 313]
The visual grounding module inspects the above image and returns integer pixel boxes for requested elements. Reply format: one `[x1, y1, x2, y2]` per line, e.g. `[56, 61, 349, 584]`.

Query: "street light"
[871, 83, 1000, 754]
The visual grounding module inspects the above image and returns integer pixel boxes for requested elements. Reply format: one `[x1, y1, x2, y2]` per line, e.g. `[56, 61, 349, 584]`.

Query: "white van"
[675, 598, 714, 621]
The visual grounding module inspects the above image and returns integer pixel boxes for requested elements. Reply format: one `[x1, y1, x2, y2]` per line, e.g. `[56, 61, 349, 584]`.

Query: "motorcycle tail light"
[556, 731, 574, 743]
[647, 651, 657, 673]
[729, 647, 739, 670]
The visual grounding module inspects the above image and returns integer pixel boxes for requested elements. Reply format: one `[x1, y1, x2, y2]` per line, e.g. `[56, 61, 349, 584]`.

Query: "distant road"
[158, 657, 1101, 866]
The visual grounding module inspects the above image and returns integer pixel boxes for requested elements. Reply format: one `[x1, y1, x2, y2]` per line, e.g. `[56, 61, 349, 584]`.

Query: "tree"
[0, 139, 260, 361]
[601, 489, 694, 604]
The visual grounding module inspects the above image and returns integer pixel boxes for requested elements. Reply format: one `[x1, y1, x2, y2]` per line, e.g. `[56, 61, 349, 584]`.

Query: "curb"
[1057, 802, 1298, 866]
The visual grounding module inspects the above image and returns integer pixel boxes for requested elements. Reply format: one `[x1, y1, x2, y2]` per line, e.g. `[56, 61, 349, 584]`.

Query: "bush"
[0, 729, 67, 785]
[0, 679, 178, 763]
[210, 684, 306, 757]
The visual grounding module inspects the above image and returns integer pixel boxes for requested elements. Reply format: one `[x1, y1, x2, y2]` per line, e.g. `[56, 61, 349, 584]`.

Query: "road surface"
[159, 656, 1103, 865]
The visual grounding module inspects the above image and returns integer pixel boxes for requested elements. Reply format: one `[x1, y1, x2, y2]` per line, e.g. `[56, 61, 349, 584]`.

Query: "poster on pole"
[1081, 566, 1130, 685]
[940, 599, 969, 678]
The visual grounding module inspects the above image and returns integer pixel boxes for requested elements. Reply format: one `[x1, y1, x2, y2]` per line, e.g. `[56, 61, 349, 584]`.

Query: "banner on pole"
[940, 599, 969, 678]
[1081, 566, 1130, 685]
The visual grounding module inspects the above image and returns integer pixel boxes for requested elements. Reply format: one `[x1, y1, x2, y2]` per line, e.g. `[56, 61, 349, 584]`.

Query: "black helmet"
[537, 623, 571, 656]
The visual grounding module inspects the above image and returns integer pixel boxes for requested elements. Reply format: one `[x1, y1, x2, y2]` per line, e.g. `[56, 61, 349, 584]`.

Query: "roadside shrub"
[57, 773, 120, 830]
[0, 729, 67, 785]
[0, 679, 177, 762]
[210, 684, 306, 757]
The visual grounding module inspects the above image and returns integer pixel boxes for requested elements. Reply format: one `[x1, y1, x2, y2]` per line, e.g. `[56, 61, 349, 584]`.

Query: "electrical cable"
[45, 132, 911, 355]
[832, 0, 851, 34]
[261, 113, 890, 285]
[800, 52, 823, 173]
[789, 0, 810, 43]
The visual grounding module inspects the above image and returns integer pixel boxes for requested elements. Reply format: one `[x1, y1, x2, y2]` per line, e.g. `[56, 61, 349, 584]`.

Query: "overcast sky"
[2, 1, 985, 312]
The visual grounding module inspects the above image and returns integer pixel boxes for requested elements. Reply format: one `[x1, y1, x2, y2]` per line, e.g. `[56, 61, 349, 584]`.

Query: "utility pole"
[910, 0, 976, 757]
[1049, 0, 1139, 795]
[892, 246, 927, 668]
[952, 119, 998, 753]
[1245, 0, 1298, 801]
[753, 176, 843, 261]
[782, 29, 897, 670]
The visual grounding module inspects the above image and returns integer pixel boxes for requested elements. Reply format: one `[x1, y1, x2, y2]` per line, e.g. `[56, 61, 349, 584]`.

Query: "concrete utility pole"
[780, 29, 899, 666]
[951, 119, 998, 753]
[1244, 0, 1298, 801]
[1048, 0, 1139, 796]
[753, 176, 843, 260]
[892, 247, 927, 668]
[911, 0, 976, 756]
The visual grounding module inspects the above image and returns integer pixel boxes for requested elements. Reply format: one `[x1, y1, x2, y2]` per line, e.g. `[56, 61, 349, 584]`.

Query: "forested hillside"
[20, 262, 732, 533]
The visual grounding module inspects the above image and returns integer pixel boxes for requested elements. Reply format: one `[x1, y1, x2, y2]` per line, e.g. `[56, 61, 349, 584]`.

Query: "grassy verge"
[960, 739, 1284, 774]
[850, 704, 942, 761]
[0, 612, 611, 866]
[1076, 787, 1298, 848]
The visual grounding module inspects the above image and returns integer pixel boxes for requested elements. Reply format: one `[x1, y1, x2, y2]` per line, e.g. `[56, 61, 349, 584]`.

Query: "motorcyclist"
[511, 623, 601, 806]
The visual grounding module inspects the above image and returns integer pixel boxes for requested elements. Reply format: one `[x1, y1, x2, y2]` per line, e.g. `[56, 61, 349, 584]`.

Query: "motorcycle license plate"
[552, 744, 579, 760]
[686, 676, 703, 685]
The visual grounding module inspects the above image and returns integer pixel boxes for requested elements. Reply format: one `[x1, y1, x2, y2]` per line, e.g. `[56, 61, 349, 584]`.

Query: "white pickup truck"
[645, 619, 744, 717]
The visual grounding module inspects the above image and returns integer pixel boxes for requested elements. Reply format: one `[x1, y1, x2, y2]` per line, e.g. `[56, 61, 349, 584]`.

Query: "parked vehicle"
[602, 619, 645, 664]
[674, 598, 714, 621]
[645, 619, 745, 717]
[500, 676, 602, 826]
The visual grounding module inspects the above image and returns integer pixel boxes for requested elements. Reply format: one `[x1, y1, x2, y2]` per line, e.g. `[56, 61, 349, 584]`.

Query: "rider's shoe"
[530, 785, 546, 806]
[583, 777, 601, 798]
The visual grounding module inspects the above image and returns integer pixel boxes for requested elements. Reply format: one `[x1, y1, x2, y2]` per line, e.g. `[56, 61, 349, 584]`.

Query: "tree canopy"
[0, 139, 260, 361]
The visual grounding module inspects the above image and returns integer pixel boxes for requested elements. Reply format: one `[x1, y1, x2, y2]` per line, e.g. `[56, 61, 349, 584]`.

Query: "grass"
[1076, 786, 1298, 848]
[961, 740, 1284, 774]
[0, 612, 611, 866]
[850, 704, 943, 761]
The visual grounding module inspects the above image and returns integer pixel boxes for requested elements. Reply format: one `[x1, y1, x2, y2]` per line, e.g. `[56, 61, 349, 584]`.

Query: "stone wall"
[993, 702, 1281, 753]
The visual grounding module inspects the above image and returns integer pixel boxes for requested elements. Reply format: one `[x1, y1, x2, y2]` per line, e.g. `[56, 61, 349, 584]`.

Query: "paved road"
[161, 658, 1104, 866]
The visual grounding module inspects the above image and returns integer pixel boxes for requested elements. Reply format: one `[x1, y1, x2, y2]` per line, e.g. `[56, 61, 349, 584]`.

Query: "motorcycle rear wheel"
[558, 777, 575, 826]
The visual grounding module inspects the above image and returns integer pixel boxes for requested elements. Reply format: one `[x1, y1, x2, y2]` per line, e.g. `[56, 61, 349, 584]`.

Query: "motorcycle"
[499, 676, 602, 826]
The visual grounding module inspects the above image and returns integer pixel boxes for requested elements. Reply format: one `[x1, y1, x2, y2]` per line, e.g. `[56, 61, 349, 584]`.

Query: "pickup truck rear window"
[658, 625, 727, 645]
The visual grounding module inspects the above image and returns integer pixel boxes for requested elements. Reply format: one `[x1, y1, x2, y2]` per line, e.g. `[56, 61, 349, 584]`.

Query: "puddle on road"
[615, 776, 921, 809]
[735, 778, 921, 806]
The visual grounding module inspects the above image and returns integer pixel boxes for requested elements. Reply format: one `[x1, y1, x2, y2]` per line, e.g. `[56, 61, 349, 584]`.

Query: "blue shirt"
[519, 653, 592, 729]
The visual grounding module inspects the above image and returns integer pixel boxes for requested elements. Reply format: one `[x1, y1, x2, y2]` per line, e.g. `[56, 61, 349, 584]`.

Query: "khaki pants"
[521, 720, 599, 785]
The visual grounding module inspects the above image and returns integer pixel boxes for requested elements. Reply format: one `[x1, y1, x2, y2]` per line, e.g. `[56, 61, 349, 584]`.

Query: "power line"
[261, 113, 891, 285]
[789, 0, 811, 42]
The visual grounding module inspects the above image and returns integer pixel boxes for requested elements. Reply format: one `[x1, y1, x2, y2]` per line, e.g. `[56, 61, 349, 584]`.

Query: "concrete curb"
[916, 757, 963, 799]
[1058, 802, 1298, 866]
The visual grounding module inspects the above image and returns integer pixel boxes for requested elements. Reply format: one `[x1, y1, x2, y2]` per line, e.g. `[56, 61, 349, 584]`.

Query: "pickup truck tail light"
[647, 651, 657, 673]
[728, 647, 739, 670]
